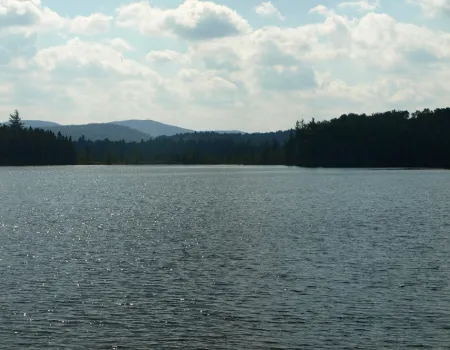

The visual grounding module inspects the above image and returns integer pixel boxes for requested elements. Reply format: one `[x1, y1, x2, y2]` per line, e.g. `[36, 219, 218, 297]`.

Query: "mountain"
[213, 130, 246, 134]
[111, 119, 193, 137]
[47, 124, 151, 142]
[2, 118, 255, 141]
[1, 120, 61, 128]
[24, 120, 61, 128]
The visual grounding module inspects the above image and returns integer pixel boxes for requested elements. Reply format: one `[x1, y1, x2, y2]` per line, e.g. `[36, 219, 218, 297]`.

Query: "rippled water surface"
[1, 166, 450, 349]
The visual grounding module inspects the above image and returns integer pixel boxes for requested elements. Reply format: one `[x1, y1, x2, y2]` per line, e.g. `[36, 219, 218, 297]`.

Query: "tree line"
[1, 108, 450, 168]
[75, 131, 288, 165]
[284, 108, 450, 168]
[0, 110, 77, 166]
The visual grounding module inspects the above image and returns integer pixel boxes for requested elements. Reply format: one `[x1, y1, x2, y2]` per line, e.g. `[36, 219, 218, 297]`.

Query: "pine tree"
[9, 110, 24, 130]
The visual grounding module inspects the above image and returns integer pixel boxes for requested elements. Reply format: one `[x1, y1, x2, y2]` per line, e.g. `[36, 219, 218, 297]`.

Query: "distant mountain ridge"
[24, 120, 61, 128]
[1, 120, 61, 128]
[2, 119, 246, 141]
[47, 124, 151, 142]
[212, 130, 246, 134]
[111, 119, 193, 137]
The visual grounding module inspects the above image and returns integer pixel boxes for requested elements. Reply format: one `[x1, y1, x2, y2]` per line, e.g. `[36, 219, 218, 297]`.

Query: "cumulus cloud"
[0, 0, 64, 33]
[0, 32, 38, 65]
[189, 42, 243, 71]
[69, 13, 112, 35]
[338, 0, 380, 12]
[408, 0, 450, 17]
[178, 70, 241, 106]
[146, 50, 189, 64]
[255, 2, 285, 20]
[34, 38, 159, 79]
[309, 5, 332, 16]
[258, 65, 316, 91]
[1, 0, 450, 130]
[108, 38, 134, 52]
[297, 6, 450, 69]
[0, 0, 64, 68]
[181, 3, 450, 123]
[116, 0, 251, 40]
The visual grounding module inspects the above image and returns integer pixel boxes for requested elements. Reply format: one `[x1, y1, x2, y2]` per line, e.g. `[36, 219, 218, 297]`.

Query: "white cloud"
[338, 0, 380, 12]
[0, 0, 64, 33]
[178, 69, 240, 106]
[116, 0, 251, 40]
[255, 2, 285, 21]
[408, 0, 450, 17]
[146, 50, 189, 64]
[0, 0, 64, 68]
[0, 0, 98, 105]
[309, 5, 332, 16]
[0, 81, 11, 95]
[176, 5, 450, 127]
[69, 13, 112, 35]
[108, 38, 134, 52]
[2, 1, 450, 131]
[33, 38, 159, 79]
[258, 65, 316, 91]
[0, 32, 38, 65]
[301, 6, 450, 68]
[189, 42, 243, 71]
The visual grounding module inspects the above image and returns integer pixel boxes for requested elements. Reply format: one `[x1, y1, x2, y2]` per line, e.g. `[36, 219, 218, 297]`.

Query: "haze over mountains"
[112, 120, 193, 138]
[22, 120, 61, 128]
[47, 124, 152, 142]
[6, 119, 246, 142]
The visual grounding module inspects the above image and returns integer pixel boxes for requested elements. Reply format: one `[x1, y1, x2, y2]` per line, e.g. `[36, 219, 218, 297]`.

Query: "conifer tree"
[9, 110, 24, 130]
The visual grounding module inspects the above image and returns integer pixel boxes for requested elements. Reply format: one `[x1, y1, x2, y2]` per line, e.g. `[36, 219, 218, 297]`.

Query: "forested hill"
[1, 111, 76, 166]
[111, 120, 193, 137]
[75, 130, 291, 165]
[1, 122, 153, 142]
[284, 108, 450, 169]
[162, 130, 290, 144]
[2, 107, 450, 168]
[75, 108, 450, 168]
[47, 124, 152, 142]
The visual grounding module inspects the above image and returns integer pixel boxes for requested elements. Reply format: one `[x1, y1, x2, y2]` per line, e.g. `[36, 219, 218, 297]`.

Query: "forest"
[0, 110, 76, 166]
[285, 108, 450, 168]
[75, 131, 289, 165]
[1, 107, 450, 168]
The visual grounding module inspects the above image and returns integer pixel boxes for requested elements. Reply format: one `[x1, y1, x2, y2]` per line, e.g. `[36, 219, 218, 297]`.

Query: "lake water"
[0, 166, 449, 349]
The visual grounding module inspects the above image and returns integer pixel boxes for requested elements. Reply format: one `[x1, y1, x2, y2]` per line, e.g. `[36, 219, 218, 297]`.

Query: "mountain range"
[2, 119, 246, 142]
[47, 123, 152, 142]
[112, 120, 192, 138]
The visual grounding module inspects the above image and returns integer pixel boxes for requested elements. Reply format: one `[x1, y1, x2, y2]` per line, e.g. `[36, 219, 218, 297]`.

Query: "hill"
[1, 120, 61, 128]
[213, 130, 246, 134]
[2, 119, 249, 139]
[75, 129, 291, 165]
[23, 120, 61, 128]
[47, 124, 151, 142]
[111, 119, 192, 137]
[1, 123, 76, 166]
[165, 130, 291, 145]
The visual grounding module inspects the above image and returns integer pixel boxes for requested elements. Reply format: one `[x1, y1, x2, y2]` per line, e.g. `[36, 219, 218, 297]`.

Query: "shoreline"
[1, 164, 448, 170]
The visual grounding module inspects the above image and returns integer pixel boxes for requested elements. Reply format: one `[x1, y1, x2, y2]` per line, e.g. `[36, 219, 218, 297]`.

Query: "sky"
[1, 0, 449, 132]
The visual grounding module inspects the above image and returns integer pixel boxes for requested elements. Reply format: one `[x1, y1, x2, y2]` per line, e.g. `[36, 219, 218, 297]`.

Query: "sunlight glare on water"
[0, 165, 449, 349]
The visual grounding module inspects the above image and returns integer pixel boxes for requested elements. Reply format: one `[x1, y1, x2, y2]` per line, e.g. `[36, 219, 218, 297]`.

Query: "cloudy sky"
[1, 0, 449, 131]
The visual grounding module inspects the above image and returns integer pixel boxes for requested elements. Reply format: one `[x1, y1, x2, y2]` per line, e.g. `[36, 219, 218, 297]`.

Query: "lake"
[0, 166, 449, 349]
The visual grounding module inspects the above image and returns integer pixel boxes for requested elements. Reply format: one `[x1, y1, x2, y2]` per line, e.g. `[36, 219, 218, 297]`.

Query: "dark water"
[1, 166, 449, 349]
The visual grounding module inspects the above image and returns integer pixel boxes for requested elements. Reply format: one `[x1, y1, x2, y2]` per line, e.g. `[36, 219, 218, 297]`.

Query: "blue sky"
[1, 0, 450, 131]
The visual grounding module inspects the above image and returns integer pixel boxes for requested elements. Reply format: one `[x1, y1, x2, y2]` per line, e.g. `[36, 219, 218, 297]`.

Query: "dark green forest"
[1, 108, 450, 168]
[0, 110, 76, 166]
[285, 108, 450, 168]
[75, 131, 289, 165]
